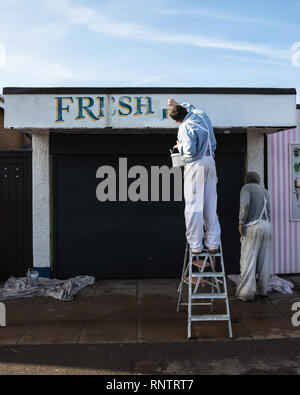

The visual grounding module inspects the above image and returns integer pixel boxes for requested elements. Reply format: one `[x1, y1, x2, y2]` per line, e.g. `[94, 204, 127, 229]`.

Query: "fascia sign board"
[4, 92, 297, 130]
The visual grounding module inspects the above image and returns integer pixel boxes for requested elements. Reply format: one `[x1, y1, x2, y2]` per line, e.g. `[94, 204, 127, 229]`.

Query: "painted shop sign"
[5, 94, 175, 129]
[290, 142, 300, 221]
[54, 96, 164, 123]
[4, 93, 296, 129]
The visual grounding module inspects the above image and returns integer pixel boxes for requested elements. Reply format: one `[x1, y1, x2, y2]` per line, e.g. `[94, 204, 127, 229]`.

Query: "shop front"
[3, 87, 297, 279]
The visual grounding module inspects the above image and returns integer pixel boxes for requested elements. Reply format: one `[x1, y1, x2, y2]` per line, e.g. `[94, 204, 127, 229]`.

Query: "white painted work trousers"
[236, 220, 272, 301]
[184, 155, 221, 251]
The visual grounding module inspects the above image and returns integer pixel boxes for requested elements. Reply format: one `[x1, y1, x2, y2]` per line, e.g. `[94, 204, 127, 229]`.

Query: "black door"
[52, 133, 245, 279]
[0, 152, 32, 280]
[216, 153, 245, 274]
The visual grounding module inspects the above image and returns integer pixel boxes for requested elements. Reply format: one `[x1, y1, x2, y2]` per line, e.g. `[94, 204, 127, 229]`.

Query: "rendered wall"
[247, 131, 265, 185]
[32, 133, 51, 271]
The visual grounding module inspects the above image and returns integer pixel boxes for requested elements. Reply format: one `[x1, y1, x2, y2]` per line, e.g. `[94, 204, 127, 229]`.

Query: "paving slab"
[2, 297, 50, 305]
[0, 326, 29, 345]
[269, 297, 300, 320]
[138, 279, 178, 287]
[191, 321, 232, 341]
[138, 286, 179, 297]
[19, 322, 84, 345]
[95, 280, 137, 290]
[39, 302, 89, 322]
[89, 292, 137, 321]
[230, 299, 283, 320]
[239, 319, 292, 340]
[139, 318, 187, 343]
[138, 302, 182, 321]
[5, 303, 48, 326]
[285, 275, 300, 287]
[94, 287, 136, 296]
[79, 320, 137, 344]
[72, 284, 97, 303]
[267, 291, 298, 300]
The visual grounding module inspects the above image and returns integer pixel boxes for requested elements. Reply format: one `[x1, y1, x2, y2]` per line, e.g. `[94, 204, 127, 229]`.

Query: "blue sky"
[0, 0, 300, 99]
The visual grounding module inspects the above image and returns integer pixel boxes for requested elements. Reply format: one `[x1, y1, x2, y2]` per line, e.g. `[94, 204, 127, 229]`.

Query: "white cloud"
[0, 42, 6, 68]
[133, 76, 163, 85]
[95, 0, 280, 27]
[151, 6, 278, 26]
[158, 34, 290, 61]
[44, 0, 291, 62]
[292, 42, 300, 67]
[20, 21, 68, 41]
[5, 53, 79, 82]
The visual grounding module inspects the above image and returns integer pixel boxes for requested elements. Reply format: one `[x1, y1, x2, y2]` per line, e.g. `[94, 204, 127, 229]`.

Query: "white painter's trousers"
[236, 220, 272, 301]
[184, 155, 221, 251]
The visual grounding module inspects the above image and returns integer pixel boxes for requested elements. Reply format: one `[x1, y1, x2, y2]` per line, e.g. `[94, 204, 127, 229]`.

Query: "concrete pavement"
[0, 276, 299, 375]
[0, 276, 299, 344]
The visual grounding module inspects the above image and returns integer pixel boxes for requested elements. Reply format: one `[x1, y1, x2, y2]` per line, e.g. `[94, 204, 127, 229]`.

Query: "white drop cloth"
[0, 275, 95, 302]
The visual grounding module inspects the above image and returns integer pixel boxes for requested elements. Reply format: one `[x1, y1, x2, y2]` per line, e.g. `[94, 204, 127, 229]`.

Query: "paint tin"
[26, 269, 39, 287]
[170, 148, 185, 167]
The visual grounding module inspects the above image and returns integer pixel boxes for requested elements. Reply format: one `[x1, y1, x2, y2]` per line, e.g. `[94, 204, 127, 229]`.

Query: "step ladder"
[177, 242, 233, 340]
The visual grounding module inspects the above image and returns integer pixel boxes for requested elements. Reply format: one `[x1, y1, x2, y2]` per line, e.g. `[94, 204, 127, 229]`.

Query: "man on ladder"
[168, 99, 232, 339]
[168, 99, 221, 254]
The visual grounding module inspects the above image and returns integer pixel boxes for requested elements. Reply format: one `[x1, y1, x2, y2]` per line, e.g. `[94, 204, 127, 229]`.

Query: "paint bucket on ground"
[26, 269, 39, 287]
[170, 148, 185, 168]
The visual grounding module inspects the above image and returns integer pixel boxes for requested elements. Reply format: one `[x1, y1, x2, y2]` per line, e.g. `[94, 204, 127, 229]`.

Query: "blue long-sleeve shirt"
[178, 103, 217, 163]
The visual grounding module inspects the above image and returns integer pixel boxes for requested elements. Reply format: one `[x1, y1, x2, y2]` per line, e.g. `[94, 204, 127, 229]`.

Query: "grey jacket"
[239, 183, 271, 226]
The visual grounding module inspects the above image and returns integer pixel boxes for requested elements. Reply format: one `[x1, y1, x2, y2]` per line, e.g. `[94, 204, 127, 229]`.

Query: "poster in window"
[290, 143, 300, 221]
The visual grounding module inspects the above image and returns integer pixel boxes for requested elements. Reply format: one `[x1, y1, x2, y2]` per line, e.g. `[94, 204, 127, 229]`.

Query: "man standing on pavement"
[168, 99, 221, 254]
[237, 172, 272, 301]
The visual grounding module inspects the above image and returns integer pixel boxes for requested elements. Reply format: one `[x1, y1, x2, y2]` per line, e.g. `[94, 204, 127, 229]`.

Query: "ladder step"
[191, 314, 230, 322]
[192, 253, 222, 257]
[191, 293, 227, 300]
[184, 277, 206, 286]
[192, 260, 211, 269]
[190, 273, 225, 278]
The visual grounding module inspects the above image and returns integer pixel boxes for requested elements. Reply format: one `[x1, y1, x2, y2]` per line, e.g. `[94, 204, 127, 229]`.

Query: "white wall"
[32, 132, 51, 269]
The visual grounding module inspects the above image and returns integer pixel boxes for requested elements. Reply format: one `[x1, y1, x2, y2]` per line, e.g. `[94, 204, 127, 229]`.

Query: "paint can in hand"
[170, 148, 185, 168]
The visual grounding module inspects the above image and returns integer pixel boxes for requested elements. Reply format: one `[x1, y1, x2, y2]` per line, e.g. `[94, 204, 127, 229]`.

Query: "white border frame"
[290, 142, 300, 221]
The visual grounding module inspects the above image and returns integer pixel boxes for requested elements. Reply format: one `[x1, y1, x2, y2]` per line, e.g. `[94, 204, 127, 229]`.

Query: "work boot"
[203, 244, 220, 254]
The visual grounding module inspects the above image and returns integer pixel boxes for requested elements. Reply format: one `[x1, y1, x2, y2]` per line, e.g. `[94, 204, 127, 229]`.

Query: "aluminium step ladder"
[177, 242, 233, 340]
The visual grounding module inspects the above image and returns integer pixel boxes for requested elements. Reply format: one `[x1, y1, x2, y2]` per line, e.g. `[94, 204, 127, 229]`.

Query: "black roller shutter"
[51, 133, 245, 279]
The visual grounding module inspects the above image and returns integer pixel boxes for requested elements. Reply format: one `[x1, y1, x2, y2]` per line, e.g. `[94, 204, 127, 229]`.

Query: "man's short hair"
[245, 172, 260, 185]
[169, 105, 188, 122]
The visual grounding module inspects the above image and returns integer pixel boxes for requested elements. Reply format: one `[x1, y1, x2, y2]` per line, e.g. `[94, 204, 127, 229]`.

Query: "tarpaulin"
[0, 275, 96, 302]
[228, 274, 294, 295]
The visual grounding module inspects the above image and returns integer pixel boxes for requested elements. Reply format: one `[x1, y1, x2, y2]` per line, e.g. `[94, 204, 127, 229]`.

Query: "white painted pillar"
[32, 132, 51, 270]
[247, 131, 265, 185]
